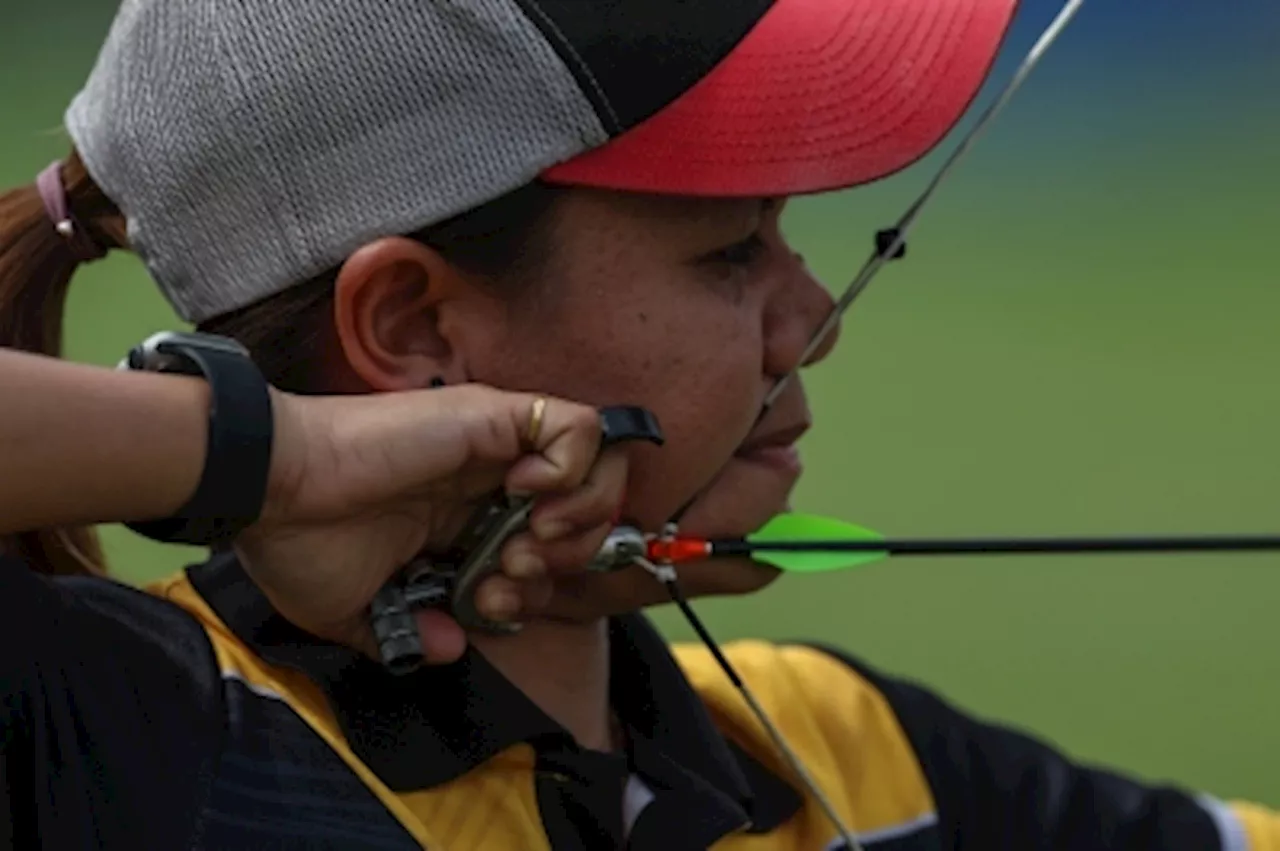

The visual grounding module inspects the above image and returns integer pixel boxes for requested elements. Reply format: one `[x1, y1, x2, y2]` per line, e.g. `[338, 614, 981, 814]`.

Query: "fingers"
[495, 447, 627, 582]
[500, 409, 629, 586]
[467, 573, 555, 623]
[503, 396, 601, 496]
[528, 450, 627, 542]
[366, 576, 550, 669]
[363, 389, 629, 663]
[405, 582, 548, 666]
[344, 607, 468, 668]
[412, 608, 469, 665]
[499, 520, 614, 582]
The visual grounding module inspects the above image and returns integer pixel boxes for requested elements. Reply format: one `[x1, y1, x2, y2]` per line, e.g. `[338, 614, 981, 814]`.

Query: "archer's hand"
[233, 384, 627, 663]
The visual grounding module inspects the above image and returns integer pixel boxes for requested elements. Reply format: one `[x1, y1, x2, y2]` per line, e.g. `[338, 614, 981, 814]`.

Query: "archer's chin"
[673, 555, 782, 600]
[671, 457, 798, 541]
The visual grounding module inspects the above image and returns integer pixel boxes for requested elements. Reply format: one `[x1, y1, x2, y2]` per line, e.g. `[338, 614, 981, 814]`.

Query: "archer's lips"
[734, 423, 809, 477]
[734, 443, 803, 477]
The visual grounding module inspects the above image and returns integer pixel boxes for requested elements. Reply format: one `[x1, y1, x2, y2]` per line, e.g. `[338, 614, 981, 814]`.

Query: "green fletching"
[746, 512, 888, 573]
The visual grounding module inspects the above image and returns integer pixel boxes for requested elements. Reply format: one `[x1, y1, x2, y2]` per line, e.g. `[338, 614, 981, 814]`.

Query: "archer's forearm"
[0, 349, 208, 532]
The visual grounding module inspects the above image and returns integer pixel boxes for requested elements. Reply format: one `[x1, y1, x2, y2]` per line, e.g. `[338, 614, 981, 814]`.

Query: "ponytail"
[0, 151, 127, 577]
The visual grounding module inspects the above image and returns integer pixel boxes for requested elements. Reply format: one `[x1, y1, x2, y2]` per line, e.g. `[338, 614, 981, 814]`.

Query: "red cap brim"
[542, 0, 1019, 197]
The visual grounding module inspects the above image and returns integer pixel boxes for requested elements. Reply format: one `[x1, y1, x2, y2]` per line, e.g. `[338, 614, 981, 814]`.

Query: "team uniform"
[3, 551, 1275, 850]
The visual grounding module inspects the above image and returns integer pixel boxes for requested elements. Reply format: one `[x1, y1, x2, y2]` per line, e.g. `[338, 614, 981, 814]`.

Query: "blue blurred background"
[3, 0, 1278, 805]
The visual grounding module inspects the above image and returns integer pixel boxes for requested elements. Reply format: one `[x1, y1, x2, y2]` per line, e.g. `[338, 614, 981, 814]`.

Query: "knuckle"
[568, 404, 602, 437]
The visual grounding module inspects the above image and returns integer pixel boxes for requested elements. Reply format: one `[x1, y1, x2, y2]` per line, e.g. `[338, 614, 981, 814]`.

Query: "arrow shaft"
[714, 535, 1280, 557]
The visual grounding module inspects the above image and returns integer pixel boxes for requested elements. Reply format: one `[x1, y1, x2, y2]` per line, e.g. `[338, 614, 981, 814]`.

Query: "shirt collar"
[186, 552, 801, 831]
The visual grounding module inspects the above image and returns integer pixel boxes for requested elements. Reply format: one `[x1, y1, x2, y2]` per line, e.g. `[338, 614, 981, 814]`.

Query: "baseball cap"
[65, 0, 1018, 325]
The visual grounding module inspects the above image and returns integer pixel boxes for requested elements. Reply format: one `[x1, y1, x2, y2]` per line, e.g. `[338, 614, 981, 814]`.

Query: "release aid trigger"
[448, 404, 664, 632]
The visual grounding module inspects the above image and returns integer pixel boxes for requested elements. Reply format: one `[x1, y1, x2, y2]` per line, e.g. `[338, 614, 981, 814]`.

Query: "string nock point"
[645, 536, 711, 565]
[633, 556, 678, 584]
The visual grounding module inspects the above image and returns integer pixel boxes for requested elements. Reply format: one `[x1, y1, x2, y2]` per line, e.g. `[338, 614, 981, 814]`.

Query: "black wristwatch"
[118, 331, 274, 547]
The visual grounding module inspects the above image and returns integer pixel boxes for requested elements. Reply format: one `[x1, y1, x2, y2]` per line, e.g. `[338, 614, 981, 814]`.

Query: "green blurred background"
[3, 1, 1278, 806]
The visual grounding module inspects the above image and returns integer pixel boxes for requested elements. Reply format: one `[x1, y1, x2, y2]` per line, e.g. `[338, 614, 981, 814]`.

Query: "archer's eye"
[704, 233, 767, 268]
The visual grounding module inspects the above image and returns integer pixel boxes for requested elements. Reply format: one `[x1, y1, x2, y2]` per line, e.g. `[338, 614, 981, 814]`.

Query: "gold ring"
[526, 396, 547, 447]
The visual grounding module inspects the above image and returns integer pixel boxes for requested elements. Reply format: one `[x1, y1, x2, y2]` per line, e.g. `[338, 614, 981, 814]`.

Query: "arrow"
[645, 512, 1280, 574]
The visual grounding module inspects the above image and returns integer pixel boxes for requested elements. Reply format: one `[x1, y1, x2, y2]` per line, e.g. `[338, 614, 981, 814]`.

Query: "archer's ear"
[331, 237, 478, 391]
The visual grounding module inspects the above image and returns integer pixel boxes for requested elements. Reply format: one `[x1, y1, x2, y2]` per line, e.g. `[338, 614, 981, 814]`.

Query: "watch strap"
[125, 338, 274, 547]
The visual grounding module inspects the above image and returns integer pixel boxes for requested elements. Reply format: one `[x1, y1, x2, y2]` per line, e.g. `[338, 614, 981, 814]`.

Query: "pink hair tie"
[36, 161, 108, 263]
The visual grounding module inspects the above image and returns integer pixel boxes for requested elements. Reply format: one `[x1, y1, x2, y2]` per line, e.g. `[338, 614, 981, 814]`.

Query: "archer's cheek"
[674, 557, 781, 599]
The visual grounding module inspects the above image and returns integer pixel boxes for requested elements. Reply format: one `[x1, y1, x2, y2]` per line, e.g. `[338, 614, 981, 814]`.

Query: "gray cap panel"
[66, 0, 609, 322]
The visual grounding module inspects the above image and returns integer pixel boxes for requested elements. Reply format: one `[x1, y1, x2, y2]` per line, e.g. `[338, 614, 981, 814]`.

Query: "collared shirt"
[1, 551, 1277, 850]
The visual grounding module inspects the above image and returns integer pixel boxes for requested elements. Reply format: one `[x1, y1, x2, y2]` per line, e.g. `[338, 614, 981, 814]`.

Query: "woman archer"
[1, 0, 1277, 849]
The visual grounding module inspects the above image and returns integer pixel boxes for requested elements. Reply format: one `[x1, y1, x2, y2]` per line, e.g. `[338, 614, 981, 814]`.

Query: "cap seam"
[507, 0, 622, 135]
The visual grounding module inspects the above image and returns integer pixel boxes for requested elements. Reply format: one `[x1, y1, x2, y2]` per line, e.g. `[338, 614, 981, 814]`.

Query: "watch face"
[155, 332, 251, 359]
[125, 331, 251, 374]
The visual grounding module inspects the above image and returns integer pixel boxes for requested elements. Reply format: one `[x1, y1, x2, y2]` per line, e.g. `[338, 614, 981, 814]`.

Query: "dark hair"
[0, 148, 565, 576]
[198, 178, 566, 393]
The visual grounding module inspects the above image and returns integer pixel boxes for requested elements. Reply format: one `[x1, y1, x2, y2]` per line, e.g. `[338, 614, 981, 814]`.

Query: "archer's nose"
[763, 252, 841, 378]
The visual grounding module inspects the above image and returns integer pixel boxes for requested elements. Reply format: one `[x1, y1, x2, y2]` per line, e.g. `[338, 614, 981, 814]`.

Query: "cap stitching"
[508, 0, 622, 134]
[570, 0, 982, 165]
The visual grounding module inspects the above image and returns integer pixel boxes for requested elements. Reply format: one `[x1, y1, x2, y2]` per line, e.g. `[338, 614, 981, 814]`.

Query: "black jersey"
[2, 552, 1275, 850]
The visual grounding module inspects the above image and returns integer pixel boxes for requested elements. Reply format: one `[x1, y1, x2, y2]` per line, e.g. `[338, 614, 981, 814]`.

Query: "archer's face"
[462, 188, 841, 616]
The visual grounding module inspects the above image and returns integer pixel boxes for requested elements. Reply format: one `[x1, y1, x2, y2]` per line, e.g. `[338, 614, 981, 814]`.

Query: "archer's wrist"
[254, 387, 310, 532]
